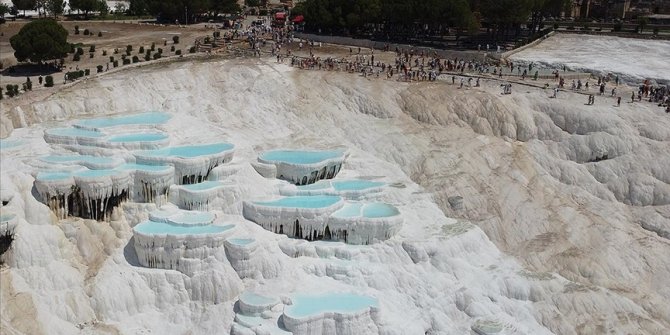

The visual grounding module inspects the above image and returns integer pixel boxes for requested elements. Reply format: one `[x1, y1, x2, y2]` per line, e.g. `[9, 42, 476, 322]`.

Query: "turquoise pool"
[41, 155, 119, 166]
[74, 112, 171, 129]
[254, 196, 341, 209]
[74, 169, 121, 178]
[0, 139, 22, 150]
[260, 150, 342, 165]
[240, 291, 275, 306]
[140, 143, 234, 159]
[134, 220, 233, 235]
[0, 213, 16, 223]
[181, 181, 224, 191]
[118, 163, 172, 172]
[332, 180, 385, 191]
[228, 238, 255, 246]
[107, 133, 168, 143]
[332, 203, 400, 218]
[46, 128, 104, 138]
[363, 203, 399, 218]
[36, 172, 73, 181]
[284, 293, 378, 318]
[167, 211, 215, 225]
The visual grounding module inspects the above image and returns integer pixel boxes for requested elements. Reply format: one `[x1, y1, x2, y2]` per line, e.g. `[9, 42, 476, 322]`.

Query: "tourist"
[617, 97, 621, 107]
[632, 91, 636, 102]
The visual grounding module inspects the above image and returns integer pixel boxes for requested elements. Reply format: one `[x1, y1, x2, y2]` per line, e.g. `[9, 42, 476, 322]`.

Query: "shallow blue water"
[228, 238, 255, 246]
[295, 181, 330, 190]
[181, 181, 223, 191]
[332, 203, 399, 218]
[41, 155, 118, 166]
[46, 127, 104, 138]
[36, 172, 73, 181]
[332, 203, 364, 218]
[284, 293, 378, 318]
[141, 143, 234, 158]
[255, 196, 341, 209]
[134, 220, 233, 235]
[0, 213, 16, 223]
[118, 163, 172, 172]
[260, 150, 341, 164]
[362, 203, 400, 218]
[74, 112, 171, 128]
[74, 169, 121, 178]
[240, 291, 275, 306]
[167, 211, 215, 225]
[0, 139, 22, 150]
[107, 133, 168, 143]
[332, 180, 385, 191]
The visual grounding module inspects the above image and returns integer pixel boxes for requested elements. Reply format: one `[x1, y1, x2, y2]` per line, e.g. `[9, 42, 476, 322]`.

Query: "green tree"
[10, 19, 69, 63]
[45, 0, 65, 17]
[0, 3, 11, 17]
[69, 0, 105, 18]
[12, 0, 36, 16]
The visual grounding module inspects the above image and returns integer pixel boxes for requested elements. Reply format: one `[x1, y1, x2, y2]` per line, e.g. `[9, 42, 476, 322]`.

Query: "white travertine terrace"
[257, 150, 346, 185]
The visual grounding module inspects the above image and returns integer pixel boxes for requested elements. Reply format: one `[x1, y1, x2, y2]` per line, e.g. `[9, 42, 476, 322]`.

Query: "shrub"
[89, 45, 95, 52]
[144, 53, 151, 61]
[126, 45, 132, 53]
[157, 48, 163, 54]
[109, 56, 114, 63]
[126, 49, 131, 56]
[6, 84, 15, 97]
[204, 36, 211, 44]
[566, 25, 575, 30]
[170, 45, 175, 52]
[74, 25, 79, 34]
[123, 58, 130, 65]
[139, 46, 144, 53]
[73, 53, 81, 61]
[113, 60, 118, 67]
[150, 42, 155, 51]
[653, 27, 659, 35]
[213, 31, 220, 38]
[0, 88, 2, 100]
[172, 35, 179, 44]
[175, 49, 181, 55]
[77, 47, 84, 55]
[189, 46, 196, 53]
[132, 55, 139, 63]
[66, 70, 85, 80]
[83, 29, 90, 35]
[89, 53, 94, 58]
[45, 75, 54, 87]
[103, 50, 107, 56]
[613, 23, 623, 32]
[84, 69, 90, 75]
[553, 23, 559, 29]
[163, 40, 167, 46]
[97, 65, 103, 73]
[153, 53, 161, 60]
[98, 31, 102, 37]
[114, 48, 119, 54]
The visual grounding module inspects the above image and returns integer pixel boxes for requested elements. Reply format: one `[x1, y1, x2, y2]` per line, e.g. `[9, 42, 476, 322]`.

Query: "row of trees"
[8, 0, 108, 18]
[293, 0, 571, 39]
[127, 0, 240, 22]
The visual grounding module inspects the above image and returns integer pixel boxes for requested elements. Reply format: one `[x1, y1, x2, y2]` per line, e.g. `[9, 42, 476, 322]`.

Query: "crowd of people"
[230, 19, 670, 113]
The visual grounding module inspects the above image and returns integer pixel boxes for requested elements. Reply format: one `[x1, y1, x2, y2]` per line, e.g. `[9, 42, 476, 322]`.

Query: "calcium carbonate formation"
[257, 150, 345, 185]
[171, 181, 227, 211]
[231, 292, 380, 335]
[243, 196, 402, 245]
[132, 207, 234, 273]
[134, 143, 235, 185]
[33, 162, 175, 220]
